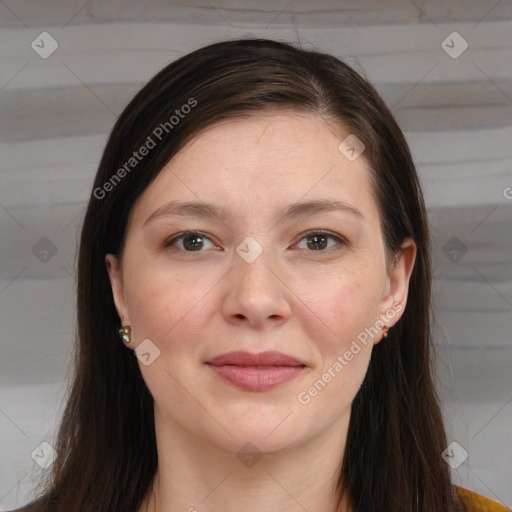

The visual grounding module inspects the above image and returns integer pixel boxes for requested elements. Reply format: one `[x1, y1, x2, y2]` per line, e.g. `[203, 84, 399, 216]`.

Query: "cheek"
[296, 274, 378, 414]
[124, 273, 211, 402]
[296, 263, 384, 357]
[123, 265, 209, 348]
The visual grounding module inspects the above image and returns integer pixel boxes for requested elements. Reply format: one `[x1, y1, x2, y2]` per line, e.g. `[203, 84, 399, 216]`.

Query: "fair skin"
[106, 111, 416, 512]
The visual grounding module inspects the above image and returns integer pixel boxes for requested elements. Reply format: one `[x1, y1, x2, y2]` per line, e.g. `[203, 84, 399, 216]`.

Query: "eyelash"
[163, 230, 347, 253]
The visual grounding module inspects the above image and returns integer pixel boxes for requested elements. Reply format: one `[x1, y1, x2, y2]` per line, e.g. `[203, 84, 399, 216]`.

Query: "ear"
[377, 237, 417, 336]
[105, 253, 131, 325]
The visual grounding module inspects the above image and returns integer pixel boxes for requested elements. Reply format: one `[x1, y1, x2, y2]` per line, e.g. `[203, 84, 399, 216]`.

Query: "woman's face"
[106, 111, 416, 454]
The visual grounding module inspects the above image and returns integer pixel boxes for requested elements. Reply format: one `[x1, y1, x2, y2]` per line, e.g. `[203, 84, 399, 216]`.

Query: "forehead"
[130, 111, 379, 226]
[180, 111, 349, 163]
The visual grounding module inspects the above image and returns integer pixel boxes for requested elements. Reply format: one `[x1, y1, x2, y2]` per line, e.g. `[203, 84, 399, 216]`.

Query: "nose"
[220, 249, 292, 329]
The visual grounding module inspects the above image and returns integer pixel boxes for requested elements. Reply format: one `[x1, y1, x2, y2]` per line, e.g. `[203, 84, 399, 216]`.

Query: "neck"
[139, 407, 353, 512]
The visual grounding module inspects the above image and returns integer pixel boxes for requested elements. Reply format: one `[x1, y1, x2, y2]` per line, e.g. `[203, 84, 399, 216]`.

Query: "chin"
[203, 411, 308, 455]
[213, 428, 303, 458]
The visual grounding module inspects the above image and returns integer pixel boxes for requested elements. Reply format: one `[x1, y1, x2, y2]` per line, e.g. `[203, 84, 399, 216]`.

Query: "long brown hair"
[23, 38, 461, 512]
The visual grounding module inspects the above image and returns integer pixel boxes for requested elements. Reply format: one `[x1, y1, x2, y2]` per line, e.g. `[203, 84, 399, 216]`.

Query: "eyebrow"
[143, 199, 364, 227]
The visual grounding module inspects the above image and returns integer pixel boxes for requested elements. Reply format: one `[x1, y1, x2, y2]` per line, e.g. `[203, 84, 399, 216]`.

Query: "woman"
[11, 38, 508, 512]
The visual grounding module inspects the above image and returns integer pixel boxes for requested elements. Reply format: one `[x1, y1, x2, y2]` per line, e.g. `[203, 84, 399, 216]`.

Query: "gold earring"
[118, 325, 131, 344]
[382, 326, 389, 339]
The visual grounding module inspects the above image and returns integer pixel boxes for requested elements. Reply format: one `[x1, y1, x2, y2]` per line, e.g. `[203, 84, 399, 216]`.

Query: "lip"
[206, 350, 305, 367]
[206, 350, 307, 391]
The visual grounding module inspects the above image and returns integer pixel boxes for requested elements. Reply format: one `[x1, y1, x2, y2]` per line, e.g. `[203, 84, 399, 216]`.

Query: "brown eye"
[164, 231, 215, 252]
[295, 231, 346, 251]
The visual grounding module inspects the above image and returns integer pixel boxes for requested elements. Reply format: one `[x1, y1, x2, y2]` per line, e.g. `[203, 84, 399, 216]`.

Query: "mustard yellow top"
[9, 486, 510, 511]
[456, 486, 510, 511]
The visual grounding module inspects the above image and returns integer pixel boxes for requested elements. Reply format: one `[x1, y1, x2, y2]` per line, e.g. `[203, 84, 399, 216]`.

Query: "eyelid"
[297, 229, 347, 243]
[292, 229, 347, 250]
[164, 229, 347, 252]
[164, 230, 215, 249]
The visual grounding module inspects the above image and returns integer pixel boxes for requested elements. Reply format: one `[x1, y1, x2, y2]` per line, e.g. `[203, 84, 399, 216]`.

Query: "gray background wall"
[1, 0, 511, 509]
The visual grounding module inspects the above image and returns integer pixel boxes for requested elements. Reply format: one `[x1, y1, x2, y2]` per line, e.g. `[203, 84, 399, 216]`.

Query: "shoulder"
[455, 485, 510, 512]
[7, 487, 509, 512]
